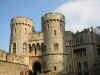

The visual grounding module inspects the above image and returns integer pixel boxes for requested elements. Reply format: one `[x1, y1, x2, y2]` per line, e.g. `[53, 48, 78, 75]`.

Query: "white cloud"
[56, 0, 100, 32]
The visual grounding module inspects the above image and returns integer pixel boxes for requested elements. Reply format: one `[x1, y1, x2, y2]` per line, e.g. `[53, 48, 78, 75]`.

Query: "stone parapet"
[42, 12, 65, 23]
[11, 16, 34, 27]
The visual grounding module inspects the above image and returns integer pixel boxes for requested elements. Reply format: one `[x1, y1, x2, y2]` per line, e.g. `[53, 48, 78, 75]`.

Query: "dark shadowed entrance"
[33, 61, 41, 75]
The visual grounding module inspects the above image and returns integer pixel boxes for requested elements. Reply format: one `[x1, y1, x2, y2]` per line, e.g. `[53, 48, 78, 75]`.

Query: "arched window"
[32, 44, 36, 50]
[37, 43, 40, 50]
[54, 66, 56, 71]
[29, 44, 32, 52]
[32, 44, 37, 55]
[13, 43, 16, 53]
[23, 43, 27, 51]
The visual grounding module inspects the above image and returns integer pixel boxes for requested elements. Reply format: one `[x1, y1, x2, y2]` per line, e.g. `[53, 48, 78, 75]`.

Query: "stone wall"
[7, 53, 25, 64]
[0, 60, 28, 75]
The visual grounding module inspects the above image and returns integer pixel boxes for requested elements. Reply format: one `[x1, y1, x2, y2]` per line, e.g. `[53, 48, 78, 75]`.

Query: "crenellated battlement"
[11, 16, 34, 27]
[42, 12, 65, 23]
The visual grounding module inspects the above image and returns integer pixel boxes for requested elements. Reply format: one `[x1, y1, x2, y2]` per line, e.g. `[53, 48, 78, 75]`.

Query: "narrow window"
[54, 66, 56, 71]
[54, 30, 56, 36]
[69, 40, 71, 48]
[77, 62, 81, 71]
[54, 43, 59, 50]
[29, 44, 32, 52]
[23, 43, 27, 51]
[13, 43, 16, 53]
[83, 48, 86, 56]
[32, 44, 37, 55]
[66, 41, 70, 47]
[97, 47, 100, 55]
[25, 28, 27, 33]
[80, 48, 82, 57]
[32, 44, 35, 50]
[37, 43, 40, 50]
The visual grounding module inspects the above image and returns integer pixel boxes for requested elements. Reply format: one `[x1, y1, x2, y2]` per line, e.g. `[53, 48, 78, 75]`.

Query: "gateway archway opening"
[33, 61, 41, 75]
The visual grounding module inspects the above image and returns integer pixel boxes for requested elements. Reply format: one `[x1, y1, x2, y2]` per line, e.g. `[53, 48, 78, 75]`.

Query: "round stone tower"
[42, 12, 65, 72]
[10, 16, 34, 56]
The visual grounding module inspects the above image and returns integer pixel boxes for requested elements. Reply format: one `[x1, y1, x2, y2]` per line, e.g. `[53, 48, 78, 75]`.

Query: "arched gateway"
[32, 61, 41, 75]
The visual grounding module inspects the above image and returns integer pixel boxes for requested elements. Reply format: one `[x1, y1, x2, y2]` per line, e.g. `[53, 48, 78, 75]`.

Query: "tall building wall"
[64, 31, 73, 73]
[42, 13, 66, 72]
[9, 16, 34, 56]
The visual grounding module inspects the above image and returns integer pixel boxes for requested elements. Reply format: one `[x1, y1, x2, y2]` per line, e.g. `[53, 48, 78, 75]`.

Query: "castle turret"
[9, 16, 34, 56]
[42, 12, 65, 72]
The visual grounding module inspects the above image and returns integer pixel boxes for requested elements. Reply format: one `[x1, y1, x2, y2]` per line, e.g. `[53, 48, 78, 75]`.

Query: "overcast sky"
[0, 0, 100, 52]
[56, 0, 100, 32]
